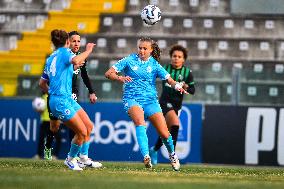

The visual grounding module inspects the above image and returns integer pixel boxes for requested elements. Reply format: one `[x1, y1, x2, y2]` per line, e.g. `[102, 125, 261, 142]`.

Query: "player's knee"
[132, 118, 145, 126]
[86, 123, 93, 135]
[77, 130, 87, 142]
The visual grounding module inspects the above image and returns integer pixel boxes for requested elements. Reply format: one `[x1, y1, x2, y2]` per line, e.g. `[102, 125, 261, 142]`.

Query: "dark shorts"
[159, 99, 181, 116]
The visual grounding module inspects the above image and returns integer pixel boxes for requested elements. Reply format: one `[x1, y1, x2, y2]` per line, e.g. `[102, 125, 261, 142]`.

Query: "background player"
[149, 44, 195, 165]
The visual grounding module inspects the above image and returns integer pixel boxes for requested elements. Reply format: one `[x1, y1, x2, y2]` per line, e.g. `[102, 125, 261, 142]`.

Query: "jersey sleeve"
[112, 56, 129, 73]
[41, 71, 49, 81]
[41, 62, 49, 80]
[185, 69, 195, 85]
[63, 48, 76, 65]
[156, 63, 170, 80]
[80, 63, 94, 94]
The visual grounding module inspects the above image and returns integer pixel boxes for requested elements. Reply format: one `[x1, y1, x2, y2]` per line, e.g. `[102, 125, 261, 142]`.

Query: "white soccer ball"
[141, 5, 162, 25]
[32, 97, 46, 112]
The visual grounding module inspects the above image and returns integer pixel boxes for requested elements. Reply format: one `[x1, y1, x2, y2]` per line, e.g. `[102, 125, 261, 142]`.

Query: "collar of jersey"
[138, 56, 150, 64]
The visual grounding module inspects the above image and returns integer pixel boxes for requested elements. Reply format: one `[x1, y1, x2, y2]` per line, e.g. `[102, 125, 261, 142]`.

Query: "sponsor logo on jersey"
[65, 109, 70, 115]
[132, 66, 138, 70]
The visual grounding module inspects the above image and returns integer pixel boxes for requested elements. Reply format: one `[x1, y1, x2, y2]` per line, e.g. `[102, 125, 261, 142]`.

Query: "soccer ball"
[32, 97, 46, 112]
[141, 5, 161, 25]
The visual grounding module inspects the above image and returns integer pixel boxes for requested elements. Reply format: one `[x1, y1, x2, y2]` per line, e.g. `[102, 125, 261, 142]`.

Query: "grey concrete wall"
[231, 0, 284, 14]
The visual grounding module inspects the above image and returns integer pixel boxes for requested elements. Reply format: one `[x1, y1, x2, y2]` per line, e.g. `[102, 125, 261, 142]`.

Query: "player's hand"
[183, 83, 189, 90]
[86, 43, 96, 52]
[117, 76, 132, 83]
[89, 93, 97, 104]
[174, 82, 188, 94]
[180, 82, 189, 91]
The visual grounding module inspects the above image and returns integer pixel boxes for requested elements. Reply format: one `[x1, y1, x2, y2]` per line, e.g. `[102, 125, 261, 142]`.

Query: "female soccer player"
[44, 29, 101, 171]
[105, 37, 188, 171]
[149, 44, 195, 165]
[39, 31, 101, 169]
[69, 31, 97, 103]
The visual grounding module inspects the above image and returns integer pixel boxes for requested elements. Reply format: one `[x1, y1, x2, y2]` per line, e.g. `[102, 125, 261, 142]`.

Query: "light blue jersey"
[43, 47, 81, 122]
[113, 53, 170, 103]
[44, 47, 75, 97]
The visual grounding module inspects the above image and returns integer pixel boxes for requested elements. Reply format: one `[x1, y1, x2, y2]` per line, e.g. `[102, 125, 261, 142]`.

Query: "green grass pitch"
[0, 158, 284, 189]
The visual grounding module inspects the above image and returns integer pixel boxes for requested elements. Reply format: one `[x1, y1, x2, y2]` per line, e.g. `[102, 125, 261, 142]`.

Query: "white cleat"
[143, 154, 153, 169]
[64, 158, 83, 171]
[169, 153, 180, 171]
[78, 156, 103, 168]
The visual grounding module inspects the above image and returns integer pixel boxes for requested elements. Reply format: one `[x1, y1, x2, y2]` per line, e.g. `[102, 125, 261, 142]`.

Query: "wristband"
[174, 82, 183, 91]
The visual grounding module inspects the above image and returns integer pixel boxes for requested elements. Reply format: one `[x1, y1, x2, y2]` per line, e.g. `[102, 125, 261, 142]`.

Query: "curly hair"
[169, 44, 188, 60]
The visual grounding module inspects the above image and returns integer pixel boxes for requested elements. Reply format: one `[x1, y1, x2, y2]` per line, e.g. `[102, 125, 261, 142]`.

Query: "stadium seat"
[240, 83, 284, 105]
[86, 58, 118, 77]
[185, 81, 223, 103]
[98, 14, 284, 40]
[0, 12, 48, 32]
[0, 0, 127, 96]
[1, 0, 283, 106]
[90, 77, 123, 100]
[126, 0, 230, 16]
[85, 34, 275, 60]
[17, 75, 42, 96]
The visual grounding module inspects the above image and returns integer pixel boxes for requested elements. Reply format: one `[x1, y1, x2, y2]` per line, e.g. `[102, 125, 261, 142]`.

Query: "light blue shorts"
[49, 95, 82, 122]
[123, 98, 162, 118]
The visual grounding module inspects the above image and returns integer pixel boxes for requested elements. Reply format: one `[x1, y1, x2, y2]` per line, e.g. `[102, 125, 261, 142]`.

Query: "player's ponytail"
[139, 37, 161, 62]
[151, 41, 161, 62]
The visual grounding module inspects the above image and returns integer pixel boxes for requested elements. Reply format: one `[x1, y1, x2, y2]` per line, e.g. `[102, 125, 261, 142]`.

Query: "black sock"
[170, 125, 179, 150]
[154, 137, 163, 151]
[45, 129, 55, 149]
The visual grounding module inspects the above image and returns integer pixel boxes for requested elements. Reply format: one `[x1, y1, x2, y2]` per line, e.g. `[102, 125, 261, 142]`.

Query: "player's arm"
[80, 64, 97, 103]
[39, 71, 49, 93]
[157, 64, 187, 94]
[166, 77, 188, 94]
[80, 63, 94, 93]
[72, 43, 95, 67]
[183, 70, 195, 95]
[105, 67, 132, 83]
[39, 78, 49, 94]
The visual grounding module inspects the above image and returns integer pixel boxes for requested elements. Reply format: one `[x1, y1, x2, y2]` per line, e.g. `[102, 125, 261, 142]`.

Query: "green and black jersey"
[72, 51, 94, 97]
[159, 64, 195, 109]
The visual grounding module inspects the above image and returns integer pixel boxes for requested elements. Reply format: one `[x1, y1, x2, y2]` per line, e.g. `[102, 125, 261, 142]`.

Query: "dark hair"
[169, 44, 188, 60]
[51, 29, 68, 48]
[139, 37, 161, 62]
[68, 31, 80, 37]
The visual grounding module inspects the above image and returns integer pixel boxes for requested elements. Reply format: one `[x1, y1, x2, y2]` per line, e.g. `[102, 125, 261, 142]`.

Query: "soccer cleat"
[64, 158, 83, 171]
[44, 147, 52, 160]
[149, 147, 158, 165]
[169, 153, 180, 171]
[78, 156, 103, 168]
[143, 154, 152, 169]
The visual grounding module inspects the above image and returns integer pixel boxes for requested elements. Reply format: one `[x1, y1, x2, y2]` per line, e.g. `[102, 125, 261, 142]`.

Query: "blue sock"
[162, 135, 175, 154]
[68, 142, 82, 158]
[80, 141, 90, 156]
[136, 125, 149, 157]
